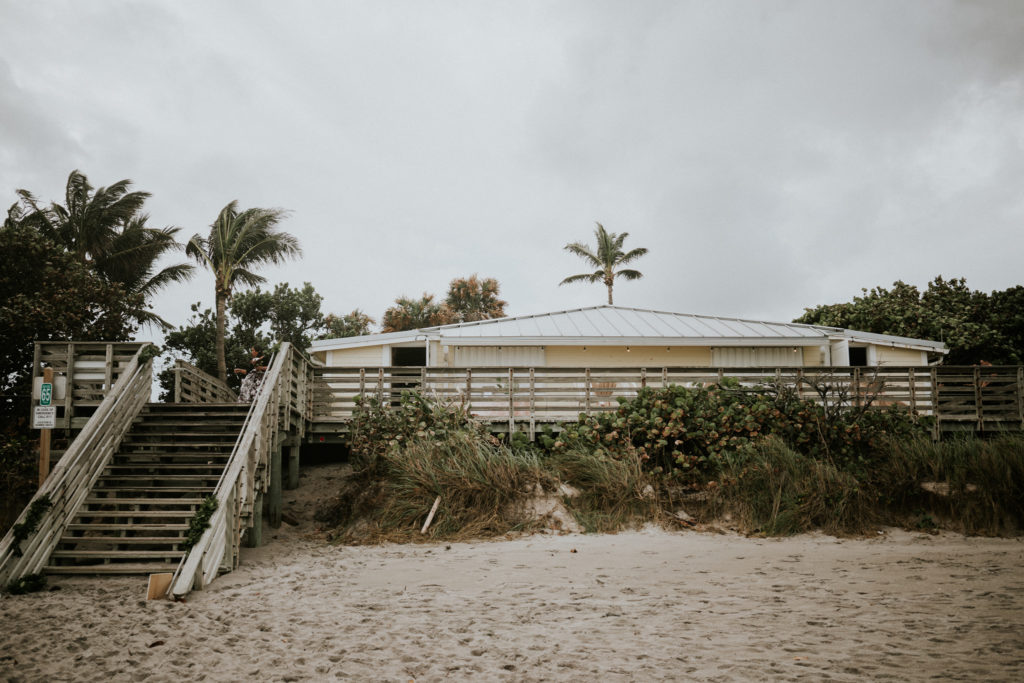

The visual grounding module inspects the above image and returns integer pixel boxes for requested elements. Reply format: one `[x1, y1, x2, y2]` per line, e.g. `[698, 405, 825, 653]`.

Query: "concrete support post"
[246, 493, 264, 547]
[285, 440, 300, 490]
[269, 441, 283, 529]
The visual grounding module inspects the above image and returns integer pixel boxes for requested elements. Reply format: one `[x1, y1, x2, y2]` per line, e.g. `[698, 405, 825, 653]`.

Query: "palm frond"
[615, 269, 644, 281]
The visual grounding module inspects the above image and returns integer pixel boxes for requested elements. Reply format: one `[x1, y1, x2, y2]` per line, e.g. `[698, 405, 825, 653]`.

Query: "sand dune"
[2, 462, 1023, 682]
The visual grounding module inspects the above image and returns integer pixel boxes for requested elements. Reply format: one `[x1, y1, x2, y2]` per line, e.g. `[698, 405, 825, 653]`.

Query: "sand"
[2, 461, 1023, 682]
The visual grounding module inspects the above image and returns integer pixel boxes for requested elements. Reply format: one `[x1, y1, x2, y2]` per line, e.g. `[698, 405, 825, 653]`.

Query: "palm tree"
[381, 294, 453, 332]
[96, 215, 195, 329]
[560, 222, 648, 305]
[186, 201, 300, 381]
[9, 171, 193, 330]
[445, 274, 507, 322]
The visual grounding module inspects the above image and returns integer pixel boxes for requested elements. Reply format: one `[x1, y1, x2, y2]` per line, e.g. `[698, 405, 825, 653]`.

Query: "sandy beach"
[2, 461, 1023, 682]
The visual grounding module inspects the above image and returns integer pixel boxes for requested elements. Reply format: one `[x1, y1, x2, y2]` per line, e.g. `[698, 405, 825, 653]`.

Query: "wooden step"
[114, 452, 231, 460]
[116, 443, 237, 450]
[71, 510, 196, 518]
[66, 523, 189, 532]
[58, 536, 185, 546]
[104, 464, 225, 473]
[46, 562, 184, 575]
[50, 549, 185, 559]
[96, 474, 221, 482]
[90, 487, 213, 494]
[84, 497, 204, 505]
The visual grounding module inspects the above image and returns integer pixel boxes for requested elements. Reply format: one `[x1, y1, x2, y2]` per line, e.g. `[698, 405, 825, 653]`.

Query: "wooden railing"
[171, 343, 309, 597]
[311, 365, 1024, 435]
[171, 359, 237, 403]
[0, 346, 154, 584]
[31, 341, 148, 430]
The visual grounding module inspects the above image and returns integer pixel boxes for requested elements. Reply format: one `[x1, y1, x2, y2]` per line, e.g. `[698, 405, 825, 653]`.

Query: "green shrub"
[1, 433, 38, 535]
[549, 382, 925, 485]
[348, 390, 495, 473]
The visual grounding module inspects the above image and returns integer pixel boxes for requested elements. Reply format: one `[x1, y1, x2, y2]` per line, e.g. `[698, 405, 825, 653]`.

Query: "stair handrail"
[0, 345, 155, 585]
[171, 343, 296, 596]
[171, 359, 237, 403]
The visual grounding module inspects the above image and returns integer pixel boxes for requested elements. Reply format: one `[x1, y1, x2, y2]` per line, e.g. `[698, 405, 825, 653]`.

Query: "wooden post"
[359, 367, 365, 396]
[930, 367, 940, 441]
[465, 368, 472, 412]
[584, 368, 592, 414]
[852, 368, 861, 409]
[63, 342, 75, 430]
[662, 367, 668, 387]
[268, 441, 282, 529]
[973, 366, 983, 432]
[529, 367, 536, 440]
[1017, 366, 1024, 431]
[507, 367, 515, 435]
[285, 440, 300, 490]
[640, 367, 647, 389]
[104, 344, 114, 391]
[908, 367, 917, 416]
[38, 366, 53, 486]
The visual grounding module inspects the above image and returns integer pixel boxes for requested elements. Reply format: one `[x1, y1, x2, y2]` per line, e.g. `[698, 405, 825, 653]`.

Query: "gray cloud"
[1, 0, 1021, 338]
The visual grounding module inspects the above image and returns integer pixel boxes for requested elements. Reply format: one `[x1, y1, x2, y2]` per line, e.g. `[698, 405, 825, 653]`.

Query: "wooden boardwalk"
[311, 365, 1024, 438]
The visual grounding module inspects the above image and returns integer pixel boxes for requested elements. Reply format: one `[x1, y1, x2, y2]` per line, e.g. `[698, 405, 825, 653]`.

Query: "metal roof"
[308, 305, 947, 352]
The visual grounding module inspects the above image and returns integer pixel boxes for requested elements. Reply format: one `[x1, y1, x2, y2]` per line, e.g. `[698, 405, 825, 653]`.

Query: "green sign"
[40, 382, 52, 406]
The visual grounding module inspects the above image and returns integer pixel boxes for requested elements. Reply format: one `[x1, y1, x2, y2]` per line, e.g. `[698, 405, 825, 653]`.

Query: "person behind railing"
[236, 347, 268, 403]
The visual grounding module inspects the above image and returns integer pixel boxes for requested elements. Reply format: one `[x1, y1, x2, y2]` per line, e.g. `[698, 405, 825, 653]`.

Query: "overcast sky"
[2, 0, 1022, 340]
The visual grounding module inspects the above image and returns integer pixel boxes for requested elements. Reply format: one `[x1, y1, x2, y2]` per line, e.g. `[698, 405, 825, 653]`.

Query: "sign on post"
[40, 382, 52, 406]
[33, 406, 56, 429]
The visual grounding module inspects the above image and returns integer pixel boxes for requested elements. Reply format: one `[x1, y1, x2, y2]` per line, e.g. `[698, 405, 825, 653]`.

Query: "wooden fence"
[311, 365, 1024, 438]
[31, 342, 148, 430]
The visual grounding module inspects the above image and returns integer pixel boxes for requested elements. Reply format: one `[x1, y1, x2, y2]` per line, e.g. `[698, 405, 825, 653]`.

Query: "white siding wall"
[452, 346, 546, 366]
[327, 345, 387, 366]
[711, 347, 804, 367]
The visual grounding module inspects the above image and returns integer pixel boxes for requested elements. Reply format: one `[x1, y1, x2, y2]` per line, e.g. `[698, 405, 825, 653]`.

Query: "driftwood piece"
[421, 496, 441, 534]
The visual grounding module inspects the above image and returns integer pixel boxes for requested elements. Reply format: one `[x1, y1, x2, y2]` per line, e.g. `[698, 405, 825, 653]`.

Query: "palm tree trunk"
[607, 282, 614, 305]
[215, 291, 228, 381]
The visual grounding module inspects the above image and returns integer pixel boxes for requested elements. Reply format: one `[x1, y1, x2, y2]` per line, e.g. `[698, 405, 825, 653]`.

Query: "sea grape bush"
[543, 381, 925, 485]
[348, 390, 496, 473]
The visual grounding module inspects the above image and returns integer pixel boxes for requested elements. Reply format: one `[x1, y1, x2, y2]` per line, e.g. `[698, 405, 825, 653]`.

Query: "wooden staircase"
[46, 403, 249, 575]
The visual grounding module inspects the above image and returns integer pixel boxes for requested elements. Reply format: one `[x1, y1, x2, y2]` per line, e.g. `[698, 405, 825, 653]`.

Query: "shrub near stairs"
[546, 382, 925, 486]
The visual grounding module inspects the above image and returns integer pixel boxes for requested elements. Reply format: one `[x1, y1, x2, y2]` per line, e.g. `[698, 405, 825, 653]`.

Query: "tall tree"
[186, 201, 300, 381]
[231, 282, 325, 351]
[445, 274, 507, 322]
[381, 294, 453, 332]
[560, 222, 647, 305]
[795, 277, 1019, 365]
[9, 171, 193, 330]
[320, 309, 375, 339]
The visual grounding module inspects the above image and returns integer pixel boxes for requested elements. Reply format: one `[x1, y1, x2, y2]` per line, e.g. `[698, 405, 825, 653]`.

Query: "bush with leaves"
[545, 380, 926, 486]
[347, 390, 495, 473]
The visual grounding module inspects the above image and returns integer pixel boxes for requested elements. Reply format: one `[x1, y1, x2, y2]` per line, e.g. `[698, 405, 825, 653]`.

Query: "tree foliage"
[320, 309, 375, 339]
[160, 283, 328, 399]
[445, 274, 507, 322]
[7, 170, 193, 331]
[231, 282, 324, 350]
[187, 201, 300, 381]
[0, 222, 138, 419]
[795, 277, 1021, 365]
[560, 222, 647, 305]
[381, 293, 454, 333]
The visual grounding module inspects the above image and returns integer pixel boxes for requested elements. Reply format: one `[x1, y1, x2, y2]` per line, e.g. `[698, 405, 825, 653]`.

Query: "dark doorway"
[390, 346, 426, 404]
[391, 347, 426, 366]
[848, 347, 868, 366]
